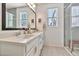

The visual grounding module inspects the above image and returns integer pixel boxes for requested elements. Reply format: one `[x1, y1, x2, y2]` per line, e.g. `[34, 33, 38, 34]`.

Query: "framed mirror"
[2, 3, 36, 30]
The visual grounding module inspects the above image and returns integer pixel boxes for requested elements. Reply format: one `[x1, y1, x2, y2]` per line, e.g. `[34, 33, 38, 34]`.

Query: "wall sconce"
[31, 19, 34, 23]
[38, 18, 41, 23]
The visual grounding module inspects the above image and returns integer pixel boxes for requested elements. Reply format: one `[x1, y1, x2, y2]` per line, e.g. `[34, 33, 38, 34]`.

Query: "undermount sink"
[24, 34, 34, 38]
[16, 34, 34, 40]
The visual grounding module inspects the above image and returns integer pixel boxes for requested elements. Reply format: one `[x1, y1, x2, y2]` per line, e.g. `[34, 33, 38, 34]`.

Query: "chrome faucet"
[15, 31, 21, 36]
[22, 28, 27, 34]
[27, 24, 31, 34]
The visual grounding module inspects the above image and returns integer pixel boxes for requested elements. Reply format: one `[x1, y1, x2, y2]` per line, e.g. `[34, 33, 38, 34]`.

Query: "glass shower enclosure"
[64, 3, 79, 56]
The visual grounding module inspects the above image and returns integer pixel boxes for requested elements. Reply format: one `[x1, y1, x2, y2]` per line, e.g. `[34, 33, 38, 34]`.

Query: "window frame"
[6, 12, 15, 28]
[47, 8, 58, 27]
[19, 11, 28, 28]
[71, 6, 79, 27]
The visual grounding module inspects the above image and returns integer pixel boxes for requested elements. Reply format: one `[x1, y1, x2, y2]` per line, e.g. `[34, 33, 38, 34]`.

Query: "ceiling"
[6, 3, 27, 9]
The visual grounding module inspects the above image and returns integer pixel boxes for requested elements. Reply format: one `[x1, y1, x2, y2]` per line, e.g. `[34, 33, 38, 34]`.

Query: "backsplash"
[0, 31, 19, 38]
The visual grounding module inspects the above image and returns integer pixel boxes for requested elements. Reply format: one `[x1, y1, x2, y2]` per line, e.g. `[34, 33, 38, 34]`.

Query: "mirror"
[2, 3, 36, 30]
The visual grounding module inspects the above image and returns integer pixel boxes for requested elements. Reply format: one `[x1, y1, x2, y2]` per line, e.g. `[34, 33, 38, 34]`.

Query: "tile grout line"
[41, 46, 72, 56]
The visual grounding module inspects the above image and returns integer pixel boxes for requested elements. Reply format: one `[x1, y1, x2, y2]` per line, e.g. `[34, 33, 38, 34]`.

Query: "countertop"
[0, 32, 43, 44]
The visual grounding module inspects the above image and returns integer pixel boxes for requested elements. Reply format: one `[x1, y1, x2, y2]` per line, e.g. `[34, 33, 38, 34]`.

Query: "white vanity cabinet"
[0, 42, 26, 56]
[0, 32, 44, 56]
[26, 33, 44, 56]
[26, 46, 37, 56]
[25, 38, 38, 56]
[37, 34, 44, 56]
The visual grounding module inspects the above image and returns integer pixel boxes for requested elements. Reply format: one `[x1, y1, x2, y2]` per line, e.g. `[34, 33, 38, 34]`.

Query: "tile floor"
[72, 49, 79, 56]
[65, 47, 79, 56]
[41, 46, 71, 56]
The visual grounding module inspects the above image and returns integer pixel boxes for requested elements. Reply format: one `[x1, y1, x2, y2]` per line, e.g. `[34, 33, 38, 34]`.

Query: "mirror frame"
[2, 3, 37, 30]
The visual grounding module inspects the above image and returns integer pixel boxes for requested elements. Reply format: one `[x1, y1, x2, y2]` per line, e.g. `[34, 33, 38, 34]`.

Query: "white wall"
[36, 3, 64, 47]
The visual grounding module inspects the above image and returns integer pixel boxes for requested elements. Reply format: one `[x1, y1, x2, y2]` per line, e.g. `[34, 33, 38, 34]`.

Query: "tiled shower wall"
[64, 3, 79, 48]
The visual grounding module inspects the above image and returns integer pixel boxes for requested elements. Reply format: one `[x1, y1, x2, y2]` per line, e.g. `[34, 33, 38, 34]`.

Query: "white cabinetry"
[26, 33, 44, 56]
[25, 38, 38, 56]
[0, 42, 26, 56]
[0, 32, 44, 56]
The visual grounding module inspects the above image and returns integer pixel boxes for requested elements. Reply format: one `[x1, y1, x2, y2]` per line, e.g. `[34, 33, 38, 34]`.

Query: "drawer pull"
[34, 47, 37, 54]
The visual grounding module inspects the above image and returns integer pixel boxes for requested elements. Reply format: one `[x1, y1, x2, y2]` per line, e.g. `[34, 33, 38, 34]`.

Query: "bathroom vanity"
[0, 3, 44, 56]
[0, 32, 44, 56]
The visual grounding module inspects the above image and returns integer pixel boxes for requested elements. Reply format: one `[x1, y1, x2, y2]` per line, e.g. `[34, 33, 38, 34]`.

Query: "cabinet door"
[38, 34, 44, 55]
[0, 42, 25, 56]
[26, 46, 37, 56]
[26, 39, 35, 54]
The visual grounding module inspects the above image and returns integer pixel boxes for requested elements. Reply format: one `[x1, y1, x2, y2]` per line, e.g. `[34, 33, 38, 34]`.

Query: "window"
[20, 11, 28, 28]
[6, 12, 15, 28]
[71, 6, 79, 27]
[48, 8, 58, 27]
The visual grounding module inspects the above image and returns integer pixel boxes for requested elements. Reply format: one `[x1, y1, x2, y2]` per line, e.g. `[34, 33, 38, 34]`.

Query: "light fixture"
[27, 3, 36, 11]
[30, 3, 36, 8]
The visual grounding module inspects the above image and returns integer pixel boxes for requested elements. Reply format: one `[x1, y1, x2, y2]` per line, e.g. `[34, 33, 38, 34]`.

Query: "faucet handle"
[15, 31, 21, 36]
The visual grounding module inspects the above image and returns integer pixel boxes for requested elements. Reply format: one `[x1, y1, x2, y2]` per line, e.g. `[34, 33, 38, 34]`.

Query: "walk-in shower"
[64, 3, 79, 56]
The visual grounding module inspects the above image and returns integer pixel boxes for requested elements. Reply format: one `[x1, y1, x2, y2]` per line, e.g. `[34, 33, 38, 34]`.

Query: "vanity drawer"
[26, 46, 37, 56]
